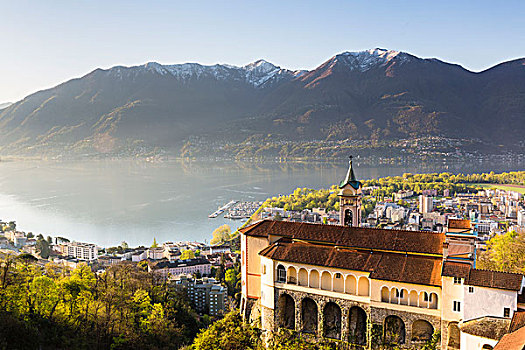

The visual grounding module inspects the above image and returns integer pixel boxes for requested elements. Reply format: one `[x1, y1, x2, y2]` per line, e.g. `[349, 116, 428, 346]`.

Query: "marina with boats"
[208, 200, 238, 218]
[208, 200, 263, 220]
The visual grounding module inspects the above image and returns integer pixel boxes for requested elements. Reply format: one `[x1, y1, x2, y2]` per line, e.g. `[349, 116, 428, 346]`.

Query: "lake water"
[0, 159, 523, 247]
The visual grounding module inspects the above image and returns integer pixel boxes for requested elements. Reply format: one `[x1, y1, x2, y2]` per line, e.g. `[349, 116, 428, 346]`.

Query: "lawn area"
[474, 183, 525, 195]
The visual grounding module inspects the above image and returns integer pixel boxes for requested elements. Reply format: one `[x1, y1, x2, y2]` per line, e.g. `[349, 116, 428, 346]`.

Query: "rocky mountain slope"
[0, 48, 523, 158]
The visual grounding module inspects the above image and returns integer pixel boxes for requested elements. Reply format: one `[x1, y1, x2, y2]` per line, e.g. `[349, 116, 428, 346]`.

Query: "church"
[240, 158, 525, 349]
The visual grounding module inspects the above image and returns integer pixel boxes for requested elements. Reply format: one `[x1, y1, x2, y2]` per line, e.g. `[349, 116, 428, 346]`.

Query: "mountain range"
[0, 48, 524, 158]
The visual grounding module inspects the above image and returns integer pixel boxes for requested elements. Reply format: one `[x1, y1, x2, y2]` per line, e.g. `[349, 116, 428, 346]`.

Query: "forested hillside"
[0, 49, 524, 159]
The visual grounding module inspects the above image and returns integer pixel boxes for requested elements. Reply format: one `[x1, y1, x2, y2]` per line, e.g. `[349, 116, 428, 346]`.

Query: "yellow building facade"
[240, 162, 525, 349]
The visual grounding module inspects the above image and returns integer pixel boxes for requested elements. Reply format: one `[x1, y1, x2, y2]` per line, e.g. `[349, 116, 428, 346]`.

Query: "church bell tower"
[338, 156, 363, 227]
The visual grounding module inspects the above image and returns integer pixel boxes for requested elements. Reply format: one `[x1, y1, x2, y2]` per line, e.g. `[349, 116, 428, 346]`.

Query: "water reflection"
[0, 159, 522, 247]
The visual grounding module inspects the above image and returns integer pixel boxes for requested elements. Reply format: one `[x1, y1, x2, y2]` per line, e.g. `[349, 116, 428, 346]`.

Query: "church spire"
[339, 155, 361, 189]
[338, 155, 363, 227]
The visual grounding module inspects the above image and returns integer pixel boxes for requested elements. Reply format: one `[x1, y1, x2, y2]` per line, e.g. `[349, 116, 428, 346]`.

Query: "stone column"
[341, 304, 350, 341]
[295, 295, 301, 332]
[318, 300, 325, 337]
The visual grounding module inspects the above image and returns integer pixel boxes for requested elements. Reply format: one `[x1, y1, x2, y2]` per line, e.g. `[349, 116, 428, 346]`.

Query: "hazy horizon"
[1, 0, 524, 103]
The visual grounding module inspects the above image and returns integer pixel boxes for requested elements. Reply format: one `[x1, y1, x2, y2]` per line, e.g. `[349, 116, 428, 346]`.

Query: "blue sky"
[1, 0, 524, 103]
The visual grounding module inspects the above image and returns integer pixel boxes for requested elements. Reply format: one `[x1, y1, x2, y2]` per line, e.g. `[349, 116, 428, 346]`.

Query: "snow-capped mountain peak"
[243, 59, 278, 72]
[243, 59, 285, 87]
[330, 48, 411, 72]
[105, 59, 293, 88]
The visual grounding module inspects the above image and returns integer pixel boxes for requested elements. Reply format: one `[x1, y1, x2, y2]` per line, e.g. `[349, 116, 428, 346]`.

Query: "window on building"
[423, 292, 429, 302]
[262, 265, 266, 275]
[395, 289, 404, 298]
[276, 265, 286, 283]
[453, 277, 462, 284]
[335, 273, 342, 279]
[468, 286, 474, 293]
[504, 308, 510, 318]
[453, 301, 461, 312]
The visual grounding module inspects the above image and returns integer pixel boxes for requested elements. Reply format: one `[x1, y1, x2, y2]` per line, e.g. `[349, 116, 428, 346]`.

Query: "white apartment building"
[58, 241, 98, 261]
[419, 195, 434, 214]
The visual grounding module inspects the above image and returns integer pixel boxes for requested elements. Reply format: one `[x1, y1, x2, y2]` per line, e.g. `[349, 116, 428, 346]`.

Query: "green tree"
[36, 237, 51, 259]
[180, 250, 196, 260]
[478, 230, 525, 274]
[151, 237, 158, 248]
[192, 311, 260, 350]
[210, 225, 231, 245]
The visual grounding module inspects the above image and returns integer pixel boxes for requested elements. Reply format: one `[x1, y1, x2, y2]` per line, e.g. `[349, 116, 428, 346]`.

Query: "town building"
[57, 241, 98, 261]
[419, 195, 434, 214]
[149, 258, 211, 279]
[172, 276, 227, 316]
[98, 255, 122, 267]
[147, 247, 165, 260]
[240, 160, 525, 349]
[208, 243, 231, 255]
[13, 234, 27, 248]
[394, 190, 414, 202]
[0, 236, 9, 249]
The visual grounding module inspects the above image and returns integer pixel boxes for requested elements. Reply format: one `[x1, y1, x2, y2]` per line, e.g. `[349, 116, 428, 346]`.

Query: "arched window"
[321, 271, 332, 290]
[287, 266, 297, 284]
[390, 288, 399, 304]
[277, 293, 295, 330]
[301, 298, 318, 334]
[419, 291, 429, 308]
[384, 315, 406, 345]
[399, 289, 409, 305]
[298, 268, 308, 286]
[408, 290, 418, 307]
[358, 277, 370, 296]
[348, 306, 367, 345]
[346, 275, 357, 294]
[447, 322, 461, 349]
[381, 286, 390, 302]
[276, 265, 286, 283]
[333, 273, 344, 293]
[429, 292, 438, 309]
[344, 209, 353, 226]
[481, 345, 493, 350]
[412, 320, 433, 342]
[323, 302, 342, 339]
[309, 270, 319, 288]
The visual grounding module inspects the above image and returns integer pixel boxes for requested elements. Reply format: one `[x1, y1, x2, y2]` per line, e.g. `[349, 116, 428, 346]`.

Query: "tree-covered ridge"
[0, 257, 201, 350]
[263, 186, 341, 212]
[364, 171, 525, 191]
[262, 171, 525, 212]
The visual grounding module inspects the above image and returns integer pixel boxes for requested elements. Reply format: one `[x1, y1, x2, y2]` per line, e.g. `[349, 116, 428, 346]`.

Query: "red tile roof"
[494, 326, 525, 350]
[241, 220, 445, 255]
[460, 316, 510, 341]
[442, 261, 472, 279]
[510, 311, 525, 333]
[448, 218, 472, 229]
[259, 239, 443, 287]
[467, 269, 523, 292]
[244, 221, 524, 291]
[442, 262, 522, 291]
